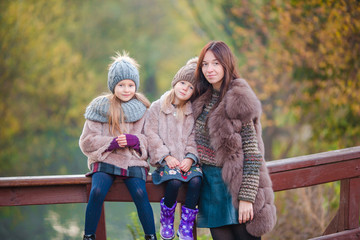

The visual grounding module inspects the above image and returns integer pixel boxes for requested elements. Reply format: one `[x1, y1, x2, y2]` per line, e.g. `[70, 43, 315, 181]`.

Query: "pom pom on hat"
[171, 57, 198, 88]
[108, 51, 140, 93]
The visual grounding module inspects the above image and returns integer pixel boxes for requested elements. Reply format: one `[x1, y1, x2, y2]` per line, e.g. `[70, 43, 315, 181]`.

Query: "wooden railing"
[1, 146, 360, 239]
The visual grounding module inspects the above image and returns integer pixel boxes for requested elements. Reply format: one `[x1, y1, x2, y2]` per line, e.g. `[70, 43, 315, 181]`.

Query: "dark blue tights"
[84, 172, 155, 235]
[164, 176, 202, 209]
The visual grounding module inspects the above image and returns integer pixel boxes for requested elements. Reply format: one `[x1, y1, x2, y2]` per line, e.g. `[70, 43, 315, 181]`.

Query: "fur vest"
[192, 78, 276, 236]
[144, 91, 198, 166]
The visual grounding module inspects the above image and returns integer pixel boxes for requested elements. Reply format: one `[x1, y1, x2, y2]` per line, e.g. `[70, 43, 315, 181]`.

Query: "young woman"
[79, 52, 156, 240]
[145, 58, 202, 240]
[192, 41, 276, 240]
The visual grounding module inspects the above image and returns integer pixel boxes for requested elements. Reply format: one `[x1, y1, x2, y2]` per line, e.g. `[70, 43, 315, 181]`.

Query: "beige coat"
[144, 92, 198, 166]
[79, 116, 149, 170]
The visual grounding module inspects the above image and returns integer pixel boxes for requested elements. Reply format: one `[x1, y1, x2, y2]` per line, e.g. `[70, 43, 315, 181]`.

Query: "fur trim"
[192, 78, 276, 236]
[225, 79, 262, 122]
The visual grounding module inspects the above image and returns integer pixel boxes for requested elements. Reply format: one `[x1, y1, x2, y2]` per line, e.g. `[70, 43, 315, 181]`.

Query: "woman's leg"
[210, 225, 235, 240]
[184, 176, 202, 209]
[124, 177, 156, 235]
[210, 224, 261, 240]
[231, 224, 261, 240]
[84, 172, 115, 235]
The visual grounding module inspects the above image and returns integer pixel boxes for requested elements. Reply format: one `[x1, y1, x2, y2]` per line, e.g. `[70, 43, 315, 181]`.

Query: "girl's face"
[202, 50, 224, 91]
[173, 81, 194, 105]
[114, 79, 136, 102]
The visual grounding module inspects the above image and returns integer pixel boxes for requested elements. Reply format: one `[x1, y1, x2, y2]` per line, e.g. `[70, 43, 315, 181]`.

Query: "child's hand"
[116, 134, 127, 148]
[165, 156, 180, 169]
[179, 158, 193, 172]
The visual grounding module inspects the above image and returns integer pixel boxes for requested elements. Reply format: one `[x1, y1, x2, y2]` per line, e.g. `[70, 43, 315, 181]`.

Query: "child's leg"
[184, 176, 202, 209]
[158, 179, 181, 239]
[84, 172, 115, 235]
[177, 177, 201, 240]
[124, 177, 156, 235]
[164, 179, 182, 207]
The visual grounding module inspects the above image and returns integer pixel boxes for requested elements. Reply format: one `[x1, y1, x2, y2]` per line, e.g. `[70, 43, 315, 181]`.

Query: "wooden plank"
[270, 159, 360, 191]
[310, 227, 360, 240]
[96, 204, 107, 240]
[0, 185, 88, 206]
[267, 146, 360, 173]
[348, 177, 360, 229]
[0, 175, 90, 187]
[104, 180, 187, 203]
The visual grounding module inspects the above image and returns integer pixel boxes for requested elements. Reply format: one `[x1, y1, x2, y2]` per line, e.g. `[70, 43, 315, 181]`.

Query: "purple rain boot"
[177, 206, 199, 240]
[160, 197, 177, 240]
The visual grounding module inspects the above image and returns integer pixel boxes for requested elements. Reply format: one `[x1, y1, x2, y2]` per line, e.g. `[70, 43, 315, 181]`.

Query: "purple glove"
[125, 134, 140, 152]
[106, 137, 120, 152]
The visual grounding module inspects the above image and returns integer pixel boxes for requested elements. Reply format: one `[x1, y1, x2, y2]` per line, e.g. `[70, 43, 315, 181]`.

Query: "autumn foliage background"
[1, 0, 359, 239]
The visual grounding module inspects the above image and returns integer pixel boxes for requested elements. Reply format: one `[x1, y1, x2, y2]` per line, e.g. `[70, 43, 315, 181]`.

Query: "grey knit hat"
[84, 96, 146, 123]
[108, 52, 140, 93]
[171, 57, 198, 88]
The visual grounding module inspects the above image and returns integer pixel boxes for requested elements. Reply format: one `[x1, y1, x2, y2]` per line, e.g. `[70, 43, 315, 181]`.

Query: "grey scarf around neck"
[84, 96, 146, 123]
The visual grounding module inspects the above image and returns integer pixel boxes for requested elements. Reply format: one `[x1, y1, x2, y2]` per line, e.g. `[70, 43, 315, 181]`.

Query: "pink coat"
[144, 92, 198, 166]
[192, 78, 276, 237]
[79, 117, 149, 171]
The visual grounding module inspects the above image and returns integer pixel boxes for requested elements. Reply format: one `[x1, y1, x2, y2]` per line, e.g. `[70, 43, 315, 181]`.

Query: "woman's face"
[202, 50, 224, 91]
[114, 79, 136, 102]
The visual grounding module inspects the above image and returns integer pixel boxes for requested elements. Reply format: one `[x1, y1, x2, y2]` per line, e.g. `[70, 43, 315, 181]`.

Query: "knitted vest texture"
[195, 90, 219, 166]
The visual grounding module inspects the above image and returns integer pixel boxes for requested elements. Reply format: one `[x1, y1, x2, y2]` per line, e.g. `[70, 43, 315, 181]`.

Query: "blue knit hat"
[108, 52, 140, 93]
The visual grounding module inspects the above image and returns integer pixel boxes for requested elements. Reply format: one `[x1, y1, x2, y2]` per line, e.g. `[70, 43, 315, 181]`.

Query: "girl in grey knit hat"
[144, 57, 202, 240]
[79, 51, 157, 240]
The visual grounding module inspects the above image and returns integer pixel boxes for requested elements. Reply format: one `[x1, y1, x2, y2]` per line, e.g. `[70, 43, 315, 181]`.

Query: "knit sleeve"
[238, 121, 262, 203]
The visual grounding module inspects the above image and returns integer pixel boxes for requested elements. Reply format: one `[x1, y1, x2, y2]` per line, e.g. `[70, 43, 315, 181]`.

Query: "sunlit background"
[1, 0, 359, 239]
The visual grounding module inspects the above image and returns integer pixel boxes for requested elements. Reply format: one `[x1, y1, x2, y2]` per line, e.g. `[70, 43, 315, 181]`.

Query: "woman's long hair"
[108, 92, 150, 136]
[194, 41, 240, 101]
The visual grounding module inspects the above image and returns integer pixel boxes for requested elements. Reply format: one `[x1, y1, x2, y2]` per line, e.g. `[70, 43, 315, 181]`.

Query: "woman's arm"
[238, 121, 263, 223]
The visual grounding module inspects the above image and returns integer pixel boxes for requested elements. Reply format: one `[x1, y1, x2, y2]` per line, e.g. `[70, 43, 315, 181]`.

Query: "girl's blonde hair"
[106, 92, 150, 136]
[161, 89, 189, 121]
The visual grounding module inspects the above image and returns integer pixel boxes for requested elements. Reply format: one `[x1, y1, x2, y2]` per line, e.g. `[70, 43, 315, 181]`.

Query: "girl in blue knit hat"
[144, 57, 202, 240]
[79, 51, 157, 240]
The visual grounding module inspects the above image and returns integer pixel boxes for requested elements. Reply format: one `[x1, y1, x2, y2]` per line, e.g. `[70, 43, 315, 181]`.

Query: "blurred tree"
[0, 0, 90, 177]
[181, 1, 360, 239]
[0, 0, 204, 239]
[183, 0, 360, 161]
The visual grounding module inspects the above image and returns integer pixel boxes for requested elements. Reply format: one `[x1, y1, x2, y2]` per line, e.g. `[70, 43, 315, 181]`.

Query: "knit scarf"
[84, 96, 146, 123]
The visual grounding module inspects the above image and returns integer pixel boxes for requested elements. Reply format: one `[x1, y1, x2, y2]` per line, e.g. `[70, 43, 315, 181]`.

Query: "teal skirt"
[197, 164, 239, 228]
[152, 164, 203, 185]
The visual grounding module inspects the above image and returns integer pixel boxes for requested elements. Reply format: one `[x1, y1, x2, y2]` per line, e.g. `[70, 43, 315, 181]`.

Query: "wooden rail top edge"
[267, 146, 360, 173]
[0, 174, 154, 187]
[1, 146, 359, 187]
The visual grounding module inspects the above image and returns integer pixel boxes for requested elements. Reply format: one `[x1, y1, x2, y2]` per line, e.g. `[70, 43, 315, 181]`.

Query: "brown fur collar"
[193, 78, 261, 122]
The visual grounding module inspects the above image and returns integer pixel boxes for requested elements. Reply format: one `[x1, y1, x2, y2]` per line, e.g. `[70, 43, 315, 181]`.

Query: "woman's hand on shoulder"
[165, 156, 180, 169]
[238, 200, 254, 224]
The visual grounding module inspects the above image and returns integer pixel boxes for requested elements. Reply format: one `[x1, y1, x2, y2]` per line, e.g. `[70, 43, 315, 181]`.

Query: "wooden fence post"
[96, 204, 107, 240]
